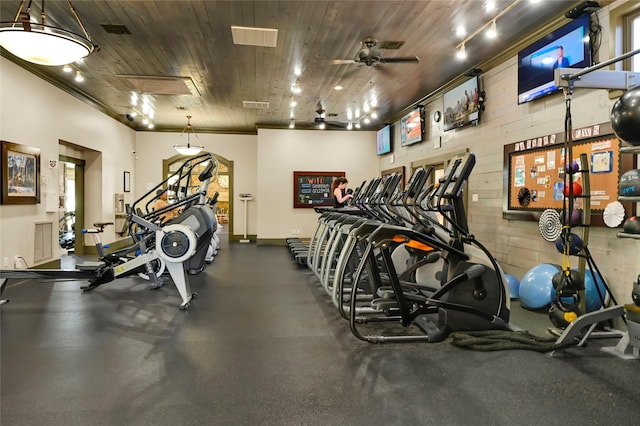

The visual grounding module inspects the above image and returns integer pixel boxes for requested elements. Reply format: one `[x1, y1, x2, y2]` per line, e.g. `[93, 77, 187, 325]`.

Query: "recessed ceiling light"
[334, 85, 343, 91]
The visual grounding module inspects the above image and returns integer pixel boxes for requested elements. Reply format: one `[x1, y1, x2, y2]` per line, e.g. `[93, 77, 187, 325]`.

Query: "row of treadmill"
[288, 152, 515, 343]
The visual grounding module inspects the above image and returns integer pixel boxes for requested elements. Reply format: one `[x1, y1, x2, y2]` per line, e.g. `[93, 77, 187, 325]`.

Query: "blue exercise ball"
[505, 274, 520, 299]
[578, 268, 608, 313]
[519, 264, 561, 310]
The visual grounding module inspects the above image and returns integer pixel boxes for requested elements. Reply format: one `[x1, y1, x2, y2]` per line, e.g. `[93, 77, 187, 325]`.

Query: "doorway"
[58, 155, 85, 255]
[163, 153, 233, 240]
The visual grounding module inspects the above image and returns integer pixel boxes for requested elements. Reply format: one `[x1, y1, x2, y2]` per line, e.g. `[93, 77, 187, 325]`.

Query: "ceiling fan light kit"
[0, 0, 98, 66]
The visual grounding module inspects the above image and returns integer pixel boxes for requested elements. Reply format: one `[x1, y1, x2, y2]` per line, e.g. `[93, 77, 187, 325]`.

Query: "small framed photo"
[124, 171, 131, 192]
[590, 151, 613, 174]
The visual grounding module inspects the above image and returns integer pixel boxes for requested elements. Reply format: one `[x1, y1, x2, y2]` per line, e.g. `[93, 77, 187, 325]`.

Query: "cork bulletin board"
[503, 122, 636, 224]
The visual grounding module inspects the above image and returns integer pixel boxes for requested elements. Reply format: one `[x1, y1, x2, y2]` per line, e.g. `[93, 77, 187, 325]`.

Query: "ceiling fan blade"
[380, 56, 420, 64]
[332, 59, 357, 65]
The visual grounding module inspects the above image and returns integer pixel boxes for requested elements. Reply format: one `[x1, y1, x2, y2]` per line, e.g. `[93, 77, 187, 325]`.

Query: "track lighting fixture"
[455, 0, 526, 59]
[74, 70, 84, 82]
[487, 20, 497, 39]
[457, 43, 467, 60]
[291, 80, 301, 94]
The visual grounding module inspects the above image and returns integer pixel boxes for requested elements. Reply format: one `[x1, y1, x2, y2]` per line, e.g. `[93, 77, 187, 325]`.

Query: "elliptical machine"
[348, 152, 513, 343]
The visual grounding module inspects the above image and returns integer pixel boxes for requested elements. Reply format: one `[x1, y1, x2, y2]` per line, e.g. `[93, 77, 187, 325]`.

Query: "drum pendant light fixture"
[0, 0, 98, 66]
[174, 116, 204, 156]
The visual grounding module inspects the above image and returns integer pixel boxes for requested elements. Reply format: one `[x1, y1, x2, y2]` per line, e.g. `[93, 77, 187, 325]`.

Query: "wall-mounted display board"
[293, 171, 345, 208]
[503, 122, 636, 225]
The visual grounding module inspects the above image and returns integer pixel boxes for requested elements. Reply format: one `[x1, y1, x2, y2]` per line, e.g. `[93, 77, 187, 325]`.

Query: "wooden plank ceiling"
[0, 0, 581, 133]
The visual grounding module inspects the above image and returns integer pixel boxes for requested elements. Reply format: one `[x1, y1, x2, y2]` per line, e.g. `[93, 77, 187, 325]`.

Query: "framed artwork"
[1, 140, 41, 204]
[123, 171, 131, 192]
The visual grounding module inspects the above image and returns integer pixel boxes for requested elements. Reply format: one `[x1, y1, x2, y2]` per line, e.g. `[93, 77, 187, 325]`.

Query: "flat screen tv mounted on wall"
[376, 124, 393, 156]
[400, 108, 423, 146]
[443, 76, 481, 132]
[517, 13, 592, 104]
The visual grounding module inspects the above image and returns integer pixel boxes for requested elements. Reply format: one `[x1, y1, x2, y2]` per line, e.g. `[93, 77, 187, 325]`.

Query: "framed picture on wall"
[124, 171, 131, 192]
[1, 140, 41, 204]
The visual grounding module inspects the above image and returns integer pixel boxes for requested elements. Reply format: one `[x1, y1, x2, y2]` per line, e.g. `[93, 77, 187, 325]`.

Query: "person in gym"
[154, 189, 180, 223]
[332, 177, 353, 208]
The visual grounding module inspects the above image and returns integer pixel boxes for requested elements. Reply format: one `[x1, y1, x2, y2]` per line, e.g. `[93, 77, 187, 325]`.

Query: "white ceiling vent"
[231, 26, 278, 47]
[243, 101, 270, 109]
[118, 75, 201, 96]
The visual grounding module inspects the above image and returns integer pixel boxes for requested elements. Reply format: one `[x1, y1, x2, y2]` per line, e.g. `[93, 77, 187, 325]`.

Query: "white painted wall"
[0, 58, 136, 267]
[256, 128, 379, 240]
[134, 131, 257, 236]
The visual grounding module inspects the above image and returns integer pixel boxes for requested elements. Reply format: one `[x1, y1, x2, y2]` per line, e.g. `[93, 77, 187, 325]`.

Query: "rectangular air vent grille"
[231, 26, 278, 47]
[379, 40, 405, 50]
[101, 24, 131, 34]
[118, 75, 201, 96]
[242, 101, 270, 109]
[34, 221, 53, 263]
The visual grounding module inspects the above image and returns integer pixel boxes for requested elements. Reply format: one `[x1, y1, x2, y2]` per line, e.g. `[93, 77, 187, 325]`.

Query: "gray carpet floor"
[2, 239, 638, 425]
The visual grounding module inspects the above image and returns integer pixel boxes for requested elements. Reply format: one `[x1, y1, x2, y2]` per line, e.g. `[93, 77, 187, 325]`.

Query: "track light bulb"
[487, 20, 497, 39]
[456, 44, 467, 60]
[74, 71, 84, 82]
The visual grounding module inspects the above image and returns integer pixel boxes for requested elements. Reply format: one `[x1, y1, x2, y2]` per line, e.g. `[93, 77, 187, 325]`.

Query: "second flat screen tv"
[517, 13, 591, 104]
[400, 109, 423, 146]
[376, 125, 392, 155]
[443, 76, 480, 132]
